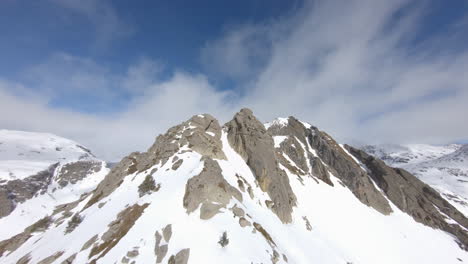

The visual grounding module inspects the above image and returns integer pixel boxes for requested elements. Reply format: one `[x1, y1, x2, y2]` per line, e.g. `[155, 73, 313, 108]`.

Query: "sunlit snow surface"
[2, 129, 466, 264]
[0, 129, 94, 180]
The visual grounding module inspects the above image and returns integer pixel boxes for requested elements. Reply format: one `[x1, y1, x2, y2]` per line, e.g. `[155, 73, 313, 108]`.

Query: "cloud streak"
[1, 0, 467, 160]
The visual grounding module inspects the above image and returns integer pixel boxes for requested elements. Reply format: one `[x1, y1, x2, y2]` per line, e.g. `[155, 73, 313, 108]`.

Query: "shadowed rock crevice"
[225, 108, 297, 223]
[347, 145, 468, 249]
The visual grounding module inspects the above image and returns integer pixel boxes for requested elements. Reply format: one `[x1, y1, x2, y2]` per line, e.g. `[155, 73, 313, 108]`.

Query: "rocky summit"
[0, 109, 467, 264]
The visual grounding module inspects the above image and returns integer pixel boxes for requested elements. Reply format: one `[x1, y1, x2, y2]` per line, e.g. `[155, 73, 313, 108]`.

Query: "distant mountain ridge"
[0, 129, 109, 240]
[0, 110, 467, 264]
[361, 143, 468, 215]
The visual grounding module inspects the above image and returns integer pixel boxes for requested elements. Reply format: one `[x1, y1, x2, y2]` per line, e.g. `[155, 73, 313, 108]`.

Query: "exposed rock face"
[84, 153, 141, 209]
[137, 114, 226, 173]
[305, 124, 392, 215]
[168, 248, 190, 264]
[56, 161, 102, 187]
[225, 108, 297, 223]
[347, 146, 468, 249]
[0, 216, 52, 257]
[0, 164, 58, 218]
[86, 114, 227, 209]
[37, 251, 64, 264]
[89, 203, 149, 263]
[310, 157, 333, 186]
[183, 158, 242, 220]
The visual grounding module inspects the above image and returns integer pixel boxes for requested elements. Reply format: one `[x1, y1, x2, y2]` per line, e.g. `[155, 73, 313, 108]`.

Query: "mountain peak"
[1, 113, 467, 263]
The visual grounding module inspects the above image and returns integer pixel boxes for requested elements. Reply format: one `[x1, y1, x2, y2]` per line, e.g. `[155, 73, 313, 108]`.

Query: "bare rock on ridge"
[85, 114, 226, 209]
[347, 146, 468, 249]
[0, 163, 59, 218]
[183, 158, 242, 220]
[306, 124, 393, 215]
[225, 108, 297, 223]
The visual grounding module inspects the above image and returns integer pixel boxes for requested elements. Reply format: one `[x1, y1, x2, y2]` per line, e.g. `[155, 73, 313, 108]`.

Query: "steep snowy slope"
[0, 110, 466, 264]
[362, 144, 468, 215]
[0, 130, 108, 239]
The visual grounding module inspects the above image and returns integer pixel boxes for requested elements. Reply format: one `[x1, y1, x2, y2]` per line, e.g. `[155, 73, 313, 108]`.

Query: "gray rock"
[271, 250, 280, 264]
[126, 248, 139, 258]
[162, 224, 172, 242]
[183, 158, 242, 219]
[200, 202, 223, 220]
[84, 153, 142, 209]
[310, 157, 333, 186]
[305, 122, 392, 215]
[88, 203, 149, 262]
[0, 216, 52, 258]
[85, 115, 228, 209]
[37, 251, 64, 264]
[138, 174, 160, 197]
[239, 217, 251, 227]
[0, 163, 58, 218]
[156, 244, 168, 263]
[224, 108, 297, 223]
[81, 235, 99, 251]
[171, 159, 183, 170]
[169, 248, 190, 264]
[56, 160, 102, 188]
[267, 117, 391, 214]
[231, 204, 245, 218]
[347, 146, 468, 249]
[16, 253, 31, 264]
[60, 253, 76, 264]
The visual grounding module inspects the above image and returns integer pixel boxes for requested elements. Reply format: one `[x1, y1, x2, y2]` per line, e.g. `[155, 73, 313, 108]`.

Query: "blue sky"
[0, 0, 467, 160]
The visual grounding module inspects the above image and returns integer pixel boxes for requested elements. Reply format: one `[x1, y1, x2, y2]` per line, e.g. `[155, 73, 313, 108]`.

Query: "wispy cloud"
[49, 0, 133, 46]
[1, 0, 467, 160]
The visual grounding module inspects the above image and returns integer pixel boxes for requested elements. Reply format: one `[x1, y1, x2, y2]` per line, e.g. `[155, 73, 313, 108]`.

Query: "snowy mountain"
[362, 144, 468, 215]
[0, 130, 109, 240]
[0, 110, 467, 264]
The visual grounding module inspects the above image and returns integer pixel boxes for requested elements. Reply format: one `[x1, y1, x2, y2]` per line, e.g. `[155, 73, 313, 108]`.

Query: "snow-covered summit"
[0, 129, 95, 181]
[0, 129, 108, 238]
[264, 117, 289, 129]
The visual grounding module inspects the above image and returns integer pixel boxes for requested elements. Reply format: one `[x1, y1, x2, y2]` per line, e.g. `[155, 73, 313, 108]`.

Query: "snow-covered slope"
[0, 130, 108, 239]
[362, 144, 468, 215]
[0, 111, 466, 264]
[0, 129, 96, 181]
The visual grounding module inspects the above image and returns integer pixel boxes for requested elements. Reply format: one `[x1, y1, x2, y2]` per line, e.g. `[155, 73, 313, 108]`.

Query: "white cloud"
[1, 0, 468, 161]
[204, 0, 468, 144]
[0, 59, 234, 161]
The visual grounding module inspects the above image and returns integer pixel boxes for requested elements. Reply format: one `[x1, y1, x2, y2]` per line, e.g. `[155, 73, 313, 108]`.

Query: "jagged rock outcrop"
[56, 161, 102, 187]
[183, 158, 242, 220]
[85, 114, 227, 209]
[305, 123, 392, 215]
[0, 163, 58, 218]
[84, 153, 141, 209]
[137, 114, 226, 172]
[347, 146, 468, 249]
[267, 116, 392, 214]
[225, 108, 297, 223]
[2, 110, 468, 263]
